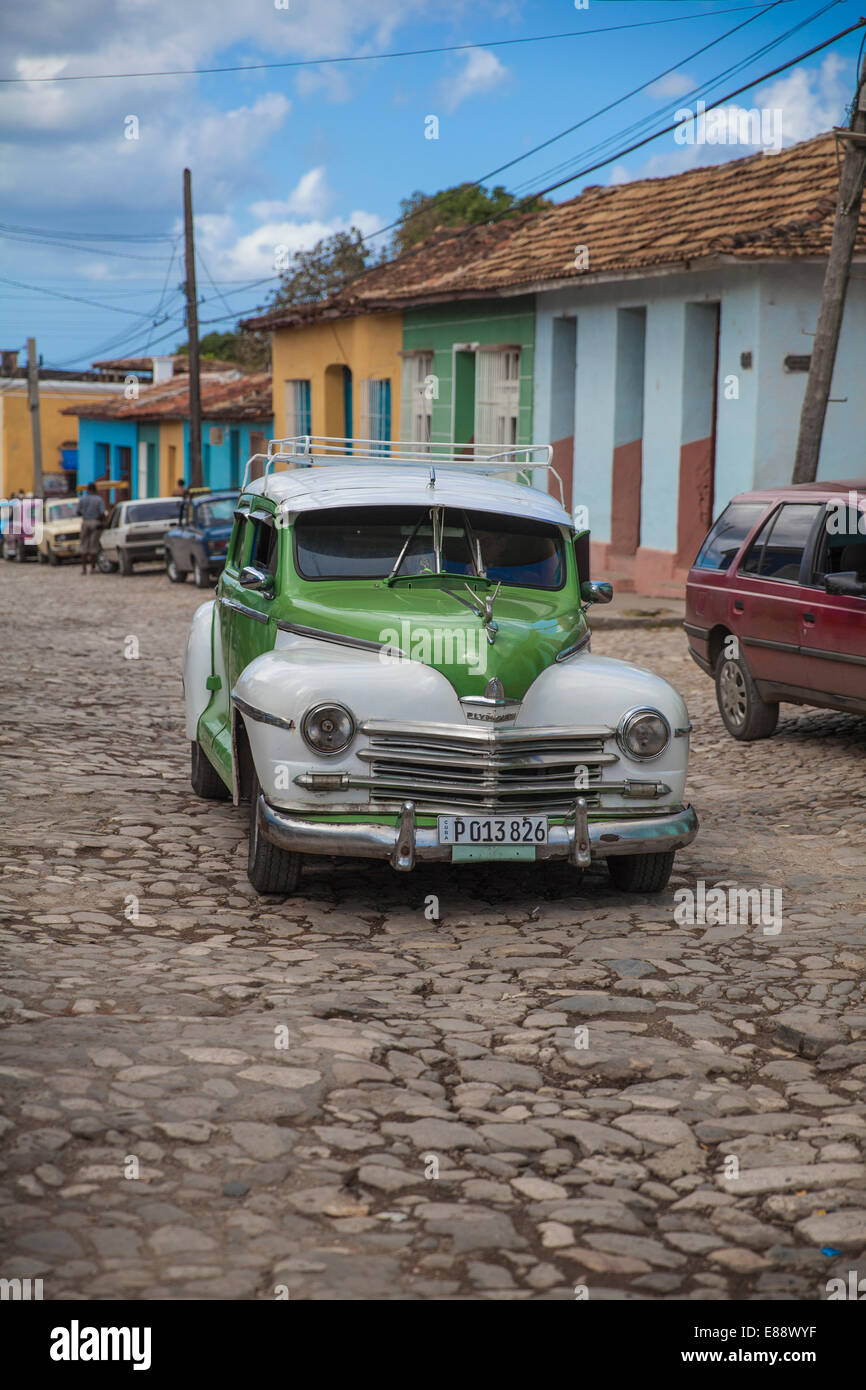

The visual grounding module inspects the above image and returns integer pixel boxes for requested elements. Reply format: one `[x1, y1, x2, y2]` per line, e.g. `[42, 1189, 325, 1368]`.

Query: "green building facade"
[400, 297, 535, 452]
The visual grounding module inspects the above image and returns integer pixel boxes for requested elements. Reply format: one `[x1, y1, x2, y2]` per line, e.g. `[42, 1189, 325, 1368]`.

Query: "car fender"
[183, 599, 217, 740]
[233, 636, 460, 806]
[522, 652, 691, 799]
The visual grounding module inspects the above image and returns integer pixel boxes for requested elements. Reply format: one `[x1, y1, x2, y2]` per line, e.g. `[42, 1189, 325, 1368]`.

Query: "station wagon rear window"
[693, 502, 766, 571]
[127, 501, 181, 524]
[294, 506, 565, 589]
[195, 498, 236, 526]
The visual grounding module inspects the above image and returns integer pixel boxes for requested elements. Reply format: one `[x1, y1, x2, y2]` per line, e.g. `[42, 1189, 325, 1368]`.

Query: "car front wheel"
[118, 547, 134, 576]
[247, 773, 302, 895]
[166, 554, 187, 583]
[193, 557, 210, 589]
[715, 650, 778, 741]
[48, 547, 59, 566]
[608, 851, 675, 893]
[96, 548, 118, 574]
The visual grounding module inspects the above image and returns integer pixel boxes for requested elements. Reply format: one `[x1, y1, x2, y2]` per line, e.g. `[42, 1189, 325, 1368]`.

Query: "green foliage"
[391, 183, 549, 257]
[266, 228, 376, 312]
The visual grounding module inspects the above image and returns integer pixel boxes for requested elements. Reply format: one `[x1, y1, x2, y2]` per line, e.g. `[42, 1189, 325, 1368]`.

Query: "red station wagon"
[685, 481, 866, 739]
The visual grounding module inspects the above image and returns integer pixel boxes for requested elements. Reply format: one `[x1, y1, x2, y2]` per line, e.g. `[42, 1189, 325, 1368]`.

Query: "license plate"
[438, 815, 548, 846]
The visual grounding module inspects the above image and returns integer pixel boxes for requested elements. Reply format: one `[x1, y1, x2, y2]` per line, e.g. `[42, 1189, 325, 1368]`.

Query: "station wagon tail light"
[301, 702, 356, 756]
[617, 708, 671, 760]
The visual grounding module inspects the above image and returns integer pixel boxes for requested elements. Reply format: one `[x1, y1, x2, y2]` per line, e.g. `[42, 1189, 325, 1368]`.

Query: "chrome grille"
[354, 720, 618, 812]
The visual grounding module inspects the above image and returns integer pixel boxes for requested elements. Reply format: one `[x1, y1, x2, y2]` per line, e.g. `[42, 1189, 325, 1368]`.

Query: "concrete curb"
[590, 616, 684, 631]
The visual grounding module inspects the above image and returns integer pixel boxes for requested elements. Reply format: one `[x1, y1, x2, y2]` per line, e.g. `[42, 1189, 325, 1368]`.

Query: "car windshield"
[127, 501, 182, 524]
[47, 501, 79, 521]
[295, 506, 565, 589]
[195, 497, 236, 526]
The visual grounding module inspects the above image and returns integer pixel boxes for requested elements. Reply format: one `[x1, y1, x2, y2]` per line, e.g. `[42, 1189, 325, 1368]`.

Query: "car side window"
[739, 503, 822, 582]
[249, 516, 279, 576]
[693, 502, 768, 571]
[811, 502, 866, 585]
[227, 513, 248, 571]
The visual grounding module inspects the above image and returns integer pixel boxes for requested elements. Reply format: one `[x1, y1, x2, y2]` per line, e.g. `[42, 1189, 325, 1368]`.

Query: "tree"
[266, 228, 376, 311]
[391, 183, 549, 257]
[175, 329, 269, 371]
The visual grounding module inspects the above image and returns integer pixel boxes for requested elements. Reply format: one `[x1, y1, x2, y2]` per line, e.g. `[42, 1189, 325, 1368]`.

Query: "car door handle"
[802, 611, 816, 623]
[733, 600, 744, 612]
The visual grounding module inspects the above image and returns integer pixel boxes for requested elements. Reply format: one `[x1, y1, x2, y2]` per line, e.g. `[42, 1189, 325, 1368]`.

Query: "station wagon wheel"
[247, 771, 302, 896]
[193, 557, 210, 589]
[608, 850, 675, 893]
[190, 740, 229, 800]
[165, 554, 187, 583]
[715, 649, 778, 741]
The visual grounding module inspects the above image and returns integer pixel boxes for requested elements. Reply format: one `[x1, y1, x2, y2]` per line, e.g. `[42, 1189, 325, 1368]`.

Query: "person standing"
[77, 483, 106, 574]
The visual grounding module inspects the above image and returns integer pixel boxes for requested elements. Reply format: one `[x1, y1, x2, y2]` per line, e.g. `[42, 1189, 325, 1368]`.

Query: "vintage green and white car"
[183, 437, 698, 895]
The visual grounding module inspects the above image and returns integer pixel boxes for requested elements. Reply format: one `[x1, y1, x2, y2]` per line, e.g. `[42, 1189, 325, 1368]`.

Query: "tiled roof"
[244, 132, 865, 329]
[63, 372, 272, 422]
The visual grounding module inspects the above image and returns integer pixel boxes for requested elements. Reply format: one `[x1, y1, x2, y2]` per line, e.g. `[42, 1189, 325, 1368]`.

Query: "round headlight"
[301, 702, 356, 756]
[617, 708, 670, 760]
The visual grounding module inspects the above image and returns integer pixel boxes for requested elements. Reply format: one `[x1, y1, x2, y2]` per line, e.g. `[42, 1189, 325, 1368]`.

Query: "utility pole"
[26, 337, 43, 497]
[792, 53, 866, 483]
[183, 168, 203, 489]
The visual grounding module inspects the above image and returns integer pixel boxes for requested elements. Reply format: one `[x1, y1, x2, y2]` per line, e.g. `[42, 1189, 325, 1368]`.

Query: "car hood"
[42, 517, 82, 534]
[286, 580, 585, 700]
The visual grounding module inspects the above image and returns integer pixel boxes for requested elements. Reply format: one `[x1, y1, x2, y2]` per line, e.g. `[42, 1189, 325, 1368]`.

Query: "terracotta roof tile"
[63, 372, 272, 422]
[244, 132, 865, 329]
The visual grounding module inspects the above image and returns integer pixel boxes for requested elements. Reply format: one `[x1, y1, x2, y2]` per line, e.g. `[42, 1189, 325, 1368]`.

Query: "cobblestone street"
[1, 561, 865, 1301]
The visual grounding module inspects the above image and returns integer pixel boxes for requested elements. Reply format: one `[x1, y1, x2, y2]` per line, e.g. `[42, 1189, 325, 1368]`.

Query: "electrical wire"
[0, 6, 790, 84]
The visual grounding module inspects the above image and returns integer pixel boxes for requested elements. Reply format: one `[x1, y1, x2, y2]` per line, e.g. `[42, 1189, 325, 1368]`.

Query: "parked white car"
[97, 497, 183, 575]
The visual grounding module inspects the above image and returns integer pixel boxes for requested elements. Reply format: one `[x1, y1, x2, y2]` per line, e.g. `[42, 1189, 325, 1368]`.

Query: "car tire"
[190, 740, 229, 801]
[715, 650, 778, 741]
[2, 545, 13, 562]
[608, 851, 675, 893]
[118, 547, 134, 576]
[247, 772, 302, 895]
[37, 549, 48, 565]
[15, 539, 26, 562]
[193, 557, 210, 589]
[96, 549, 118, 574]
[166, 554, 187, 583]
[48, 547, 59, 566]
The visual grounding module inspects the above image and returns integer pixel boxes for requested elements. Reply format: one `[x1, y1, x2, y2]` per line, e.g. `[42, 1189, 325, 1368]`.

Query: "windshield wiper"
[384, 509, 428, 585]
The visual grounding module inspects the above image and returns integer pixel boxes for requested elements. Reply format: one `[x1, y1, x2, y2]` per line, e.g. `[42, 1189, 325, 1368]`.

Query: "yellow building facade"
[270, 312, 403, 442]
[0, 381, 125, 496]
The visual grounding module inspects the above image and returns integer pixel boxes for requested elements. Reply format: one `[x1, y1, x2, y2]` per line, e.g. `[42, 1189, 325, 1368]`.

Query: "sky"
[1, 0, 863, 368]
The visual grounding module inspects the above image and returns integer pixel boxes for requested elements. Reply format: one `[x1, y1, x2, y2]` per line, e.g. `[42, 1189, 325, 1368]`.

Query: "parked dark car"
[685, 480, 866, 739]
[163, 489, 238, 588]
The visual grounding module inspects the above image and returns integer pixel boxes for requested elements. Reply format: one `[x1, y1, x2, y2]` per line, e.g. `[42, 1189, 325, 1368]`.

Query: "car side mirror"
[825, 570, 866, 598]
[581, 580, 613, 605]
[239, 564, 273, 594]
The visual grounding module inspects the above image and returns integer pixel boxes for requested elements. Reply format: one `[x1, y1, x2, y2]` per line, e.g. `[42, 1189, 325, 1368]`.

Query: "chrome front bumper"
[257, 797, 699, 872]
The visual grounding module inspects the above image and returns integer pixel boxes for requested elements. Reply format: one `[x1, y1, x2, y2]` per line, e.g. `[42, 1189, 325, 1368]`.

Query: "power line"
[0, 5, 792, 84]
[363, 0, 790, 246]
[507, 0, 842, 198]
[0, 219, 174, 242]
[0, 274, 172, 318]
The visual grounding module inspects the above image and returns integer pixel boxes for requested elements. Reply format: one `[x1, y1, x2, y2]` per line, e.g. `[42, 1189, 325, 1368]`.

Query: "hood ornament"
[485, 677, 504, 701]
[462, 581, 501, 644]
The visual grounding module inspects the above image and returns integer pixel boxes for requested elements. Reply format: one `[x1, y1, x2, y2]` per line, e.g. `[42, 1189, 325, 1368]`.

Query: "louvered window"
[285, 379, 312, 437]
[475, 348, 520, 447]
[401, 352, 433, 450]
[360, 378, 392, 454]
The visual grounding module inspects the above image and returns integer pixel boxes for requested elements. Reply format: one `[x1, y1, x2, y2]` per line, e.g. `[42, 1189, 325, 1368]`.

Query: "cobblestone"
[0, 565, 864, 1300]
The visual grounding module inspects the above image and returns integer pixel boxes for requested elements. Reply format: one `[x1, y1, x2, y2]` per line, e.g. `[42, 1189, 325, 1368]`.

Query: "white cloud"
[251, 167, 333, 221]
[756, 53, 848, 145]
[295, 66, 353, 103]
[648, 71, 695, 101]
[196, 205, 382, 280]
[439, 48, 509, 113]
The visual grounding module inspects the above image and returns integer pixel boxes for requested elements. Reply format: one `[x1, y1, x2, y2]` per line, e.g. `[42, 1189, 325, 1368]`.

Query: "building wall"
[754, 262, 866, 485]
[181, 418, 272, 491]
[159, 420, 185, 496]
[402, 297, 535, 449]
[534, 267, 764, 593]
[270, 313, 403, 440]
[0, 382, 124, 496]
[76, 416, 137, 487]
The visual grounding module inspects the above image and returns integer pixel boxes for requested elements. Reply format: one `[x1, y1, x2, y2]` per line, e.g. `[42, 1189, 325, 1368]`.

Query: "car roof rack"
[241, 436, 562, 504]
